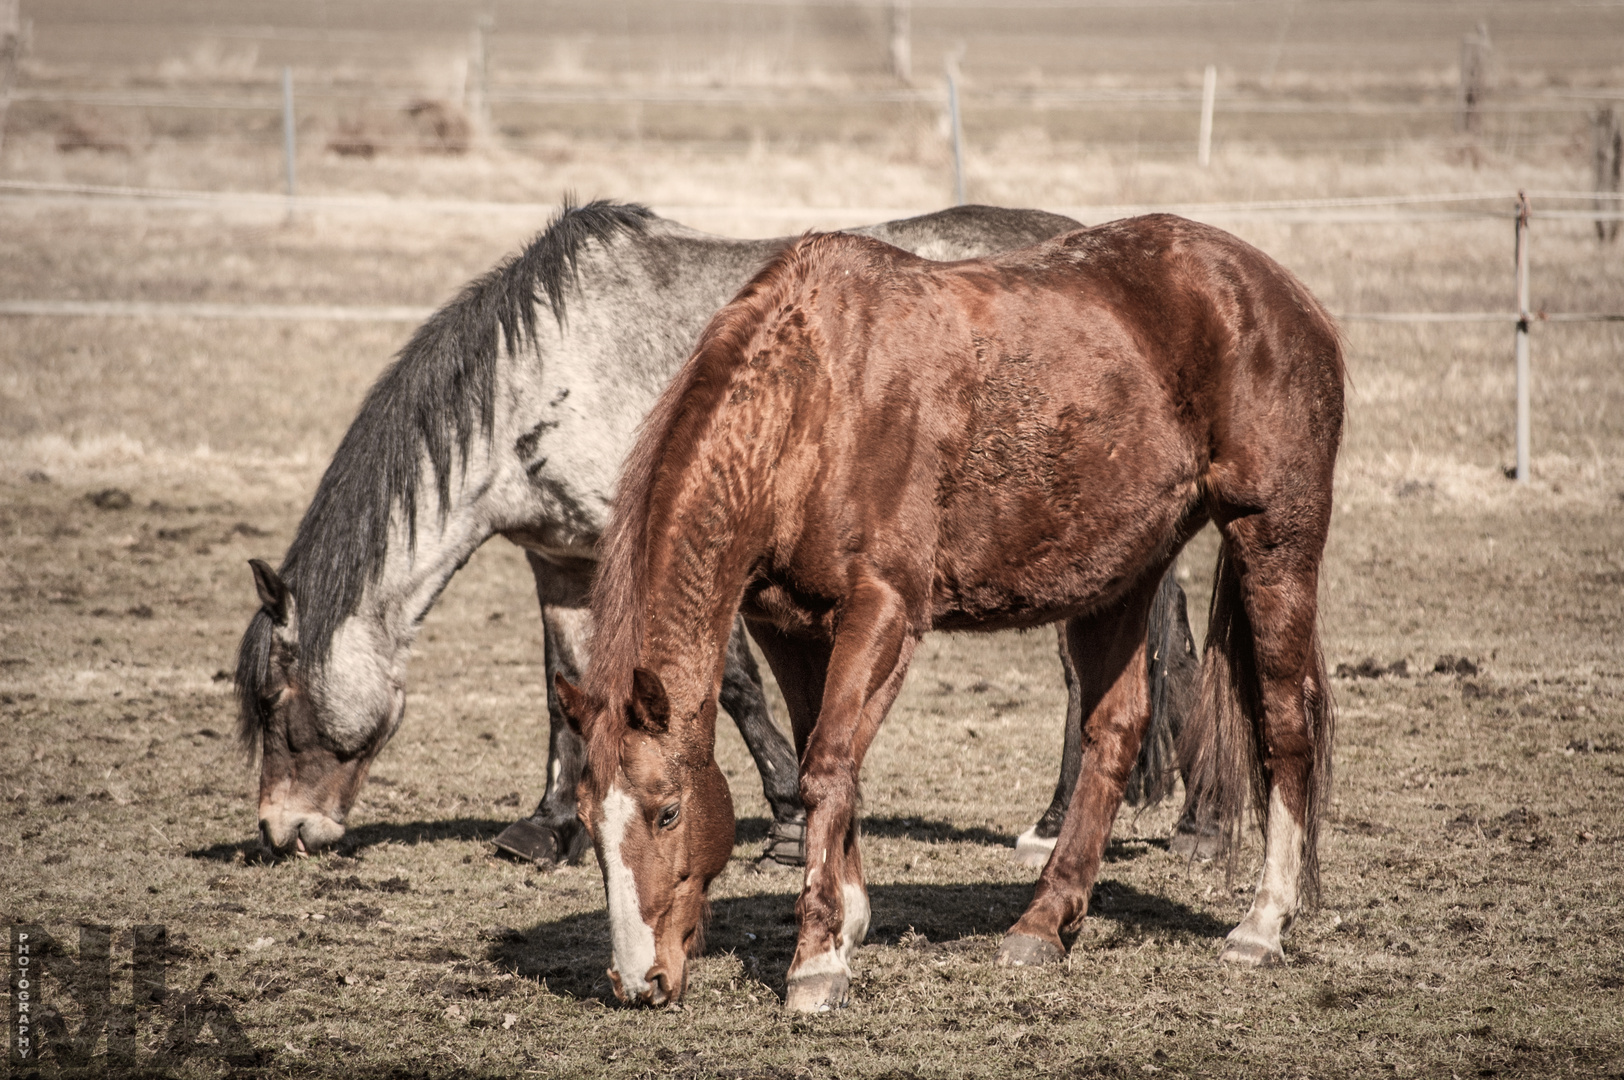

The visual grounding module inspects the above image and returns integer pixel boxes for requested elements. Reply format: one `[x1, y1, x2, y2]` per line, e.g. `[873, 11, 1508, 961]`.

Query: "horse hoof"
[784, 972, 849, 1013]
[1218, 938, 1286, 968]
[759, 818, 806, 868]
[491, 819, 564, 866]
[1012, 826, 1057, 869]
[994, 933, 1064, 968]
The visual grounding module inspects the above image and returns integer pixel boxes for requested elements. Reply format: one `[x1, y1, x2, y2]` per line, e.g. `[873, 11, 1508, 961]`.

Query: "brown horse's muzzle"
[607, 962, 686, 1006]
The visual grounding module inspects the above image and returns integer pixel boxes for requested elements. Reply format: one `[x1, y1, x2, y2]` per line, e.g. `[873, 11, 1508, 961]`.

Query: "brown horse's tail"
[1177, 542, 1334, 908]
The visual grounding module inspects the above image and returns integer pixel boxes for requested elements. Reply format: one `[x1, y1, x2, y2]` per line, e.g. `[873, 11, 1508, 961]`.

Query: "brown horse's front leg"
[784, 580, 916, 1013]
[997, 590, 1156, 967]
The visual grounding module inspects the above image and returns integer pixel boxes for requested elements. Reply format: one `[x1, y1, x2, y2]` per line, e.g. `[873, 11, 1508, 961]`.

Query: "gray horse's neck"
[310, 444, 505, 747]
[317, 220, 784, 722]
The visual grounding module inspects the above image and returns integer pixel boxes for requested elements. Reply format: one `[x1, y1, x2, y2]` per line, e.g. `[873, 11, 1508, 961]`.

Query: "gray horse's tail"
[1122, 571, 1199, 806]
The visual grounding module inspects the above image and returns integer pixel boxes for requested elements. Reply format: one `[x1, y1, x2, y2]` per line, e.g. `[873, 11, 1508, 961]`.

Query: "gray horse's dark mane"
[236, 198, 655, 750]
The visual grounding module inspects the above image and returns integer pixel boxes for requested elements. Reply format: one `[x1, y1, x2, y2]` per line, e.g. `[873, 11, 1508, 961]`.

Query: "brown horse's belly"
[926, 470, 1195, 633]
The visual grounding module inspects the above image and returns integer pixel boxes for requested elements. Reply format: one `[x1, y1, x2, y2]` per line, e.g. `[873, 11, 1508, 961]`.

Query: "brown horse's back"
[738, 215, 1341, 635]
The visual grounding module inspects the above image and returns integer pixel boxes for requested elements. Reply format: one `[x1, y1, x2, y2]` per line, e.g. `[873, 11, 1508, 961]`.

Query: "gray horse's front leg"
[494, 567, 804, 866]
[492, 605, 594, 867]
[719, 619, 806, 866]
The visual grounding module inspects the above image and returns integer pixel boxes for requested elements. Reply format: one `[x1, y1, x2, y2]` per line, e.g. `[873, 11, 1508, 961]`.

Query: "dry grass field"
[3, 3, 1624, 1078]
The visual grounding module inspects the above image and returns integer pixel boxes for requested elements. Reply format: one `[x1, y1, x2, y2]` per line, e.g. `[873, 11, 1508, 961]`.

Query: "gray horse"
[235, 200, 1206, 868]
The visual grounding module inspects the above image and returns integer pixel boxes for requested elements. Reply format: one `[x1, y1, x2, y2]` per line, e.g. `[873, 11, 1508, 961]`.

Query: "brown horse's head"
[237, 560, 403, 856]
[557, 668, 735, 1006]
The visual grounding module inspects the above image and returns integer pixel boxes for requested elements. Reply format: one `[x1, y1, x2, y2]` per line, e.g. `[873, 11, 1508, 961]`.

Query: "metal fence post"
[1514, 191, 1530, 483]
[281, 66, 297, 202]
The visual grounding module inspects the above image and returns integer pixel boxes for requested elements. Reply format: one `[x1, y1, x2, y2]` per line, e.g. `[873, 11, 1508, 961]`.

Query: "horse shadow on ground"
[186, 817, 514, 863]
[736, 814, 1009, 848]
[747, 815, 1170, 857]
[489, 876, 1231, 1004]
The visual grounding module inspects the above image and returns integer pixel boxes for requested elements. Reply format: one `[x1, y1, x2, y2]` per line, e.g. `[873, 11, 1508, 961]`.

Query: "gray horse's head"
[236, 560, 404, 855]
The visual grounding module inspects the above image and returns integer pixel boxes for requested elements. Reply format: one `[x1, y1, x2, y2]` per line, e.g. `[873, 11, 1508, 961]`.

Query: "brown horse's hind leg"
[765, 581, 916, 1013]
[1209, 505, 1334, 968]
[1018, 572, 1202, 869]
[996, 576, 1161, 967]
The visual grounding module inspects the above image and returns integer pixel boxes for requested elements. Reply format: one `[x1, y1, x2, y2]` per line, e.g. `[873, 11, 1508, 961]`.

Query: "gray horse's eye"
[657, 804, 680, 830]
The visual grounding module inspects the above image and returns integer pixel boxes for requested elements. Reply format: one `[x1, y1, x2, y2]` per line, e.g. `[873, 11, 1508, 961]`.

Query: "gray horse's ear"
[249, 559, 290, 626]
[628, 668, 670, 735]
[555, 674, 589, 735]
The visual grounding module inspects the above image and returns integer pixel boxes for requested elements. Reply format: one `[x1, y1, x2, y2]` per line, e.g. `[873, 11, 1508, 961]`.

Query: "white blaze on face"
[601, 785, 657, 998]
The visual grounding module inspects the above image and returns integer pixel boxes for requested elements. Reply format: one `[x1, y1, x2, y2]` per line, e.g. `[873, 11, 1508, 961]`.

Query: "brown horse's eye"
[657, 804, 680, 830]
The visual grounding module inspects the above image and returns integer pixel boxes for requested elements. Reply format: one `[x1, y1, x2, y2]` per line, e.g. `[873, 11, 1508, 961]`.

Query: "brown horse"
[556, 214, 1343, 1011]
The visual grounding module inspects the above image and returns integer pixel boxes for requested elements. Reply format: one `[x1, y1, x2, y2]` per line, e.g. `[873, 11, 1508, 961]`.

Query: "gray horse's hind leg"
[720, 619, 806, 866]
[1014, 570, 1211, 867]
[1012, 623, 1087, 867]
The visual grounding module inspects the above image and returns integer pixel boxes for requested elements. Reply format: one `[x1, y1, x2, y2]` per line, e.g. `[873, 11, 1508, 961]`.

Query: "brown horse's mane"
[582, 233, 842, 752]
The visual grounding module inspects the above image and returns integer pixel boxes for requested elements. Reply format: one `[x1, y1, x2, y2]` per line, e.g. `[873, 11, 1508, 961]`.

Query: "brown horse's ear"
[554, 674, 590, 736]
[627, 668, 670, 735]
[249, 559, 290, 626]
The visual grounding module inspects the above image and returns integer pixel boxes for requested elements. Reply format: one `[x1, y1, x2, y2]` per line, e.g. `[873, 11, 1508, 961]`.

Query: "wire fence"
[7, 77, 1618, 162]
[3, 299, 1619, 326]
[4, 49, 1620, 484]
[3, 179, 1618, 331]
[1, 179, 1618, 483]
[5, 177, 1623, 220]
[17, 85, 1622, 113]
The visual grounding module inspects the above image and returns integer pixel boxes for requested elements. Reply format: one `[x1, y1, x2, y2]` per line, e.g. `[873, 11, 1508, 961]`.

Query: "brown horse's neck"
[637, 441, 774, 735]
[586, 249, 810, 741]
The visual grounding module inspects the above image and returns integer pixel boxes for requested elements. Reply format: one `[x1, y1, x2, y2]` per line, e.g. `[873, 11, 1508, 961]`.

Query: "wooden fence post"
[1198, 64, 1217, 166]
[890, 1, 911, 84]
[1594, 106, 1621, 242]
[466, 14, 492, 136]
[946, 52, 965, 205]
[1459, 22, 1490, 134]
[1513, 192, 1530, 484]
[0, 0, 21, 159]
[281, 67, 297, 202]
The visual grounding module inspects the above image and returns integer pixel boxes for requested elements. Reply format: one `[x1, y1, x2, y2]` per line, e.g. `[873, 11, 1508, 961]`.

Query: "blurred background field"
[1, 3, 1622, 1078]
